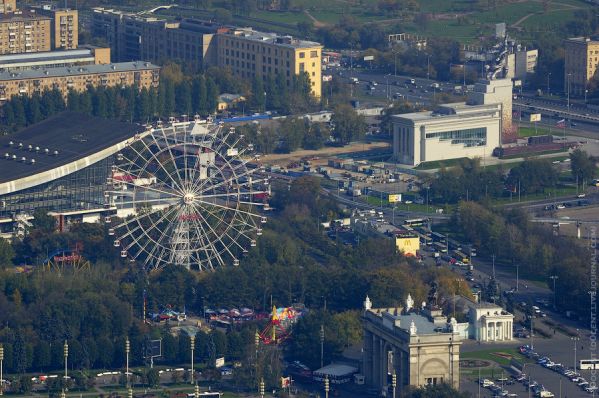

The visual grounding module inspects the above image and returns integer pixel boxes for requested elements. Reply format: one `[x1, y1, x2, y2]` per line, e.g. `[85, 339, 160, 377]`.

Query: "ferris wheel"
[105, 119, 269, 272]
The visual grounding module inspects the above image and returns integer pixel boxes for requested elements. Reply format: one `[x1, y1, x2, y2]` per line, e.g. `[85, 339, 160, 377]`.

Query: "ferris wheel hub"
[183, 193, 196, 204]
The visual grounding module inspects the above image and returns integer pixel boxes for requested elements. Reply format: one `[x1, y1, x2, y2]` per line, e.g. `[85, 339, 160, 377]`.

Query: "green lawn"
[518, 126, 552, 138]
[461, 348, 527, 367]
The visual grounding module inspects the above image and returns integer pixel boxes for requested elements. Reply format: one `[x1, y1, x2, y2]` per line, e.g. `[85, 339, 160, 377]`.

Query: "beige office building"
[564, 36, 599, 96]
[0, 10, 52, 54]
[216, 28, 322, 97]
[0, 61, 160, 101]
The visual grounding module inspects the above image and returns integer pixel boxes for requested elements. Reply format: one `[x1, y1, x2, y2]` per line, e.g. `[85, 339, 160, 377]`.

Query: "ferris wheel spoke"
[137, 135, 186, 193]
[189, 202, 238, 265]
[196, 202, 255, 249]
[186, 204, 226, 269]
[194, 197, 263, 219]
[157, 127, 188, 193]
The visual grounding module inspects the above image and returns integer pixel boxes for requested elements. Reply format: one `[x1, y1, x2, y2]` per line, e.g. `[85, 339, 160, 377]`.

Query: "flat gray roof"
[225, 28, 322, 49]
[0, 61, 159, 81]
[392, 102, 499, 123]
[0, 49, 95, 65]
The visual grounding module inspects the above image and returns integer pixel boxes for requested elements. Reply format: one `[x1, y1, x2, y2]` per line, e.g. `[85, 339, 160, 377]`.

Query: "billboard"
[388, 194, 402, 203]
[363, 55, 374, 61]
[529, 113, 541, 122]
[215, 357, 225, 368]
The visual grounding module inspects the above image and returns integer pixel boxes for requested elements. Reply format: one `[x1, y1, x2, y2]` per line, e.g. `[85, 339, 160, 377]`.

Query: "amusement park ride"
[105, 119, 269, 272]
[43, 243, 90, 273]
[258, 306, 300, 345]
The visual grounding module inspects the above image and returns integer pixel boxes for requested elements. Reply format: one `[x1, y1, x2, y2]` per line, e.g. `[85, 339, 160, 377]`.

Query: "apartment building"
[0, 46, 110, 71]
[92, 8, 221, 70]
[37, 7, 78, 50]
[91, 9, 323, 97]
[0, 0, 16, 14]
[0, 61, 160, 100]
[0, 10, 52, 54]
[564, 36, 599, 96]
[216, 28, 322, 97]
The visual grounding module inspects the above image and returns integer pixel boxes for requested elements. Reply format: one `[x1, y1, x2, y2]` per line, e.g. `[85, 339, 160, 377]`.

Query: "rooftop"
[389, 312, 440, 335]
[0, 61, 159, 81]
[224, 27, 322, 49]
[0, 9, 51, 21]
[392, 102, 500, 123]
[0, 48, 97, 65]
[0, 112, 144, 185]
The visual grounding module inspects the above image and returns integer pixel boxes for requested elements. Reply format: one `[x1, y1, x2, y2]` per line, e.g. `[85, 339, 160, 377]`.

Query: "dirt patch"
[260, 141, 390, 167]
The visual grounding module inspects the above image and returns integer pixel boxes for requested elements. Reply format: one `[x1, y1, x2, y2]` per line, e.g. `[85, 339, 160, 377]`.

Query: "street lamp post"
[194, 384, 200, 398]
[63, 340, 69, 380]
[126, 338, 130, 387]
[427, 55, 430, 81]
[324, 375, 330, 398]
[567, 73, 571, 117]
[391, 372, 397, 398]
[547, 72, 551, 95]
[0, 344, 3, 396]
[259, 378, 265, 398]
[190, 335, 195, 385]
[572, 336, 580, 371]
[320, 325, 325, 369]
[549, 275, 559, 309]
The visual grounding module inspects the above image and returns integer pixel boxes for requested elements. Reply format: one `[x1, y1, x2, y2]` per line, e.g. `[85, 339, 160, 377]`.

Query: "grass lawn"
[517, 126, 552, 138]
[461, 348, 527, 367]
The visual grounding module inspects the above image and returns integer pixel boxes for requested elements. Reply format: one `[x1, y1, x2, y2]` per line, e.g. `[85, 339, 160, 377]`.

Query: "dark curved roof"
[0, 111, 144, 184]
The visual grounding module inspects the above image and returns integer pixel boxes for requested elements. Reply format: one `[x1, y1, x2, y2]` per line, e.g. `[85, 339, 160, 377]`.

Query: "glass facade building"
[425, 127, 487, 147]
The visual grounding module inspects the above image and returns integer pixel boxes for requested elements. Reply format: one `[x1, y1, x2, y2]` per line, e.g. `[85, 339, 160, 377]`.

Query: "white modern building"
[392, 102, 501, 166]
[393, 78, 512, 166]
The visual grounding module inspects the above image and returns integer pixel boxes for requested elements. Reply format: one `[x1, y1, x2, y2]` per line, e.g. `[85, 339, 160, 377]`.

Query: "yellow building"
[0, 10, 52, 54]
[216, 28, 322, 98]
[564, 37, 599, 96]
[394, 232, 420, 257]
[42, 8, 78, 50]
[0, 61, 160, 101]
[0, 0, 15, 14]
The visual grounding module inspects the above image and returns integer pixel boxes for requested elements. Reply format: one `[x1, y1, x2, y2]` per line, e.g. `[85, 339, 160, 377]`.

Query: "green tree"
[0, 237, 14, 269]
[570, 149, 596, 185]
[18, 374, 33, 393]
[146, 368, 160, 388]
[251, 76, 265, 111]
[331, 104, 367, 144]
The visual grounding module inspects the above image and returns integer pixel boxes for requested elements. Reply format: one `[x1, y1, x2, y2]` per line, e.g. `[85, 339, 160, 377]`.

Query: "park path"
[512, 0, 582, 27]
[303, 10, 326, 28]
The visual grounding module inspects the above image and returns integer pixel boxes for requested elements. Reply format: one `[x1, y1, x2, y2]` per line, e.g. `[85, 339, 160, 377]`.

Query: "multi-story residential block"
[215, 28, 322, 97]
[0, 0, 16, 14]
[91, 8, 221, 70]
[564, 36, 599, 96]
[0, 10, 52, 54]
[0, 61, 160, 101]
[91, 9, 323, 97]
[36, 7, 78, 50]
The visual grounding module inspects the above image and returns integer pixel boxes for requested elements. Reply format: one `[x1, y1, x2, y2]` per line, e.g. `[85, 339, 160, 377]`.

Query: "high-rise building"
[0, 0, 16, 14]
[0, 10, 52, 54]
[215, 28, 322, 97]
[564, 36, 599, 96]
[37, 7, 78, 50]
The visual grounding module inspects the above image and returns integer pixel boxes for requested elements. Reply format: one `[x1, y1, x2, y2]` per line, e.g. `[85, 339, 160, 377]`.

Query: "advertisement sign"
[215, 357, 225, 368]
[388, 194, 402, 203]
[529, 113, 541, 122]
[363, 55, 374, 61]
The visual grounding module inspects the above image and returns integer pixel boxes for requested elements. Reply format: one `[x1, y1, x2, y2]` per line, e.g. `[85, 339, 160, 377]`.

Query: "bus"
[420, 234, 433, 246]
[463, 244, 477, 257]
[404, 218, 426, 227]
[433, 242, 448, 254]
[452, 250, 469, 264]
[431, 232, 446, 243]
[447, 239, 462, 251]
[580, 359, 599, 370]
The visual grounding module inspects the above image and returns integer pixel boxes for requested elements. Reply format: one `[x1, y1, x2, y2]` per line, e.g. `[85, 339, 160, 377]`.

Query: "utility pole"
[549, 275, 559, 309]
[259, 378, 265, 398]
[324, 375, 330, 398]
[392, 372, 397, 398]
[492, 254, 496, 280]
